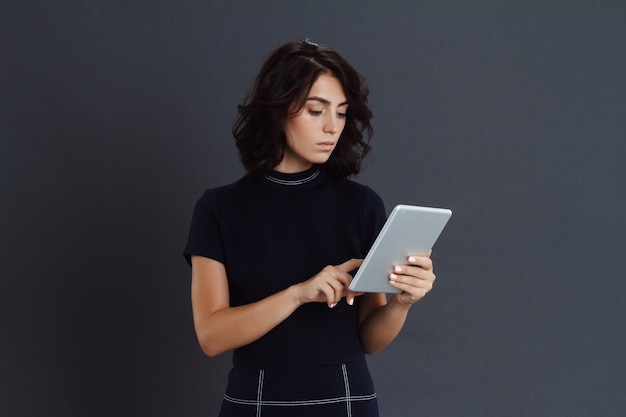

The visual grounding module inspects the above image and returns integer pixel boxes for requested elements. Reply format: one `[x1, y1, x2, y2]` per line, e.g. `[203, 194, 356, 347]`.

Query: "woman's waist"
[233, 345, 365, 370]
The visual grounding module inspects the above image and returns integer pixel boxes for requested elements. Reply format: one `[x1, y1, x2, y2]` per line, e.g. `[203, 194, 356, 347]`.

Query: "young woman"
[184, 39, 436, 417]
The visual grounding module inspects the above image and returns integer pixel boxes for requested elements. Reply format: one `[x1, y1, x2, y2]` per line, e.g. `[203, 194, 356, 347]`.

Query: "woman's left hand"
[388, 251, 436, 305]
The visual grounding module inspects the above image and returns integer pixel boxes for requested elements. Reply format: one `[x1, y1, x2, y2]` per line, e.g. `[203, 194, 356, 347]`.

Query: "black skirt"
[218, 360, 379, 417]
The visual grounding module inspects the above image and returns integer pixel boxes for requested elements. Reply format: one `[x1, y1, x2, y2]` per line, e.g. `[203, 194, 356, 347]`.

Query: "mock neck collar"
[260, 165, 325, 191]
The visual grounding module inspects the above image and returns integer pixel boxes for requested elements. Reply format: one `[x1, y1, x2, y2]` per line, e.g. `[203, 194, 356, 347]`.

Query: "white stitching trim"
[256, 369, 264, 417]
[225, 363, 377, 410]
[264, 169, 320, 186]
[342, 364, 352, 417]
[224, 393, 377, 407]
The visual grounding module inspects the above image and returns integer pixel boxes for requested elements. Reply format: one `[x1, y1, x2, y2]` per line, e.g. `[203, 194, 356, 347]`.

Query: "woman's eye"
[337, 112, 347, 118]
[308, 109, 323, 116]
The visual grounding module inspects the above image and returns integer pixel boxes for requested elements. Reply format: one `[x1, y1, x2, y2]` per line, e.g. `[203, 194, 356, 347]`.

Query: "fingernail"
[408, 257, 416, 262]
[347, 297, 354, 306]
[389, 273, 398, 281]
[330, 303, 337, 308]
[394, 266, 402, 273]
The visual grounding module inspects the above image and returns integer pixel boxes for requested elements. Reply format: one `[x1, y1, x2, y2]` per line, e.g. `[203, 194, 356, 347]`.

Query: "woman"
[184, 39, 436, 417]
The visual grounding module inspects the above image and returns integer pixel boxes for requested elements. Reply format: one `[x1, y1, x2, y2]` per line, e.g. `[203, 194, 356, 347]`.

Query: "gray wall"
[2, 1, 625, 416]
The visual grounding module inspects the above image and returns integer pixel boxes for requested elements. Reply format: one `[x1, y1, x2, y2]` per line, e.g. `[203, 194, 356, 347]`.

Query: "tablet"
[349, 204, 452, 293]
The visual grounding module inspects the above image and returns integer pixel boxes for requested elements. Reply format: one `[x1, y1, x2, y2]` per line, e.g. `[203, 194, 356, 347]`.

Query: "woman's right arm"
[191, 255, 301, 357]
[190, 255, 362, 357]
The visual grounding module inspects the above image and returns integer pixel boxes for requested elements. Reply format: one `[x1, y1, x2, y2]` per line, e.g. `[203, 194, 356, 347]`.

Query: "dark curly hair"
[233, 39, 373, 179]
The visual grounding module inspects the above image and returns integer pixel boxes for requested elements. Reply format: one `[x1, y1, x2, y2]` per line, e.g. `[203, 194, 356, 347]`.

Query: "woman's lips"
[317, 141, 335, 151]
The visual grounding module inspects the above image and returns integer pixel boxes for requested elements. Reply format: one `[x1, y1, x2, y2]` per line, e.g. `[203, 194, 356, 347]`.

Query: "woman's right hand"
[293, 258, 363, 308]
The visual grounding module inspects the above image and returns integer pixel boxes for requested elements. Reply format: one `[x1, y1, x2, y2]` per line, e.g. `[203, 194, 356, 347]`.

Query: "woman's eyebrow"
[306, 97, 349, 107]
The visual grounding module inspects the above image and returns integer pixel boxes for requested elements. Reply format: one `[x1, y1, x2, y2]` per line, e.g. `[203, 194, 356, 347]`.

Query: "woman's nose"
[323, 113, 339, 134]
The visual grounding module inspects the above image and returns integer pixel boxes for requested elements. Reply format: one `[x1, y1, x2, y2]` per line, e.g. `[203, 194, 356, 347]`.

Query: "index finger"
[336, 258, 363, 273]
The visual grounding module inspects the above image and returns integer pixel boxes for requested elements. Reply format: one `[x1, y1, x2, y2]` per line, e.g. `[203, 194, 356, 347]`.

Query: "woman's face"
[275, 73, 348, 173]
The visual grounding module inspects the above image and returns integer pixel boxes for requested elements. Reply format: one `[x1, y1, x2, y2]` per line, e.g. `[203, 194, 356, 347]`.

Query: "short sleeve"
[183, 189, 225, 266]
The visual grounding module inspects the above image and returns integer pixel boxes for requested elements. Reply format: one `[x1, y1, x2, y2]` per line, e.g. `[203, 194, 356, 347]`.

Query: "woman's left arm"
[358, 253, 436, 354]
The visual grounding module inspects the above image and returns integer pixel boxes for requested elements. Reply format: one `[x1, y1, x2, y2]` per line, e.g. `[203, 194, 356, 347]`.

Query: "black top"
[184, 166, 386, 369]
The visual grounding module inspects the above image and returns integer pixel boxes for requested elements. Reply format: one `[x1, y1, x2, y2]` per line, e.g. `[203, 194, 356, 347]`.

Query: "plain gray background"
[2, 1, 625, 416]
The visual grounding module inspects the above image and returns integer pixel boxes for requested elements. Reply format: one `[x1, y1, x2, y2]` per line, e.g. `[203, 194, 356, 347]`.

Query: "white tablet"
[349, 204, 452, 293]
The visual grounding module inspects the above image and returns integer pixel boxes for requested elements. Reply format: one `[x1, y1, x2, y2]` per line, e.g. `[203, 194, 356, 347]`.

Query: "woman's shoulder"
[325, 177, 385, 219]
[192, 176, 251, 212]
[198, 175, 254, 197]
[337, 177, 383, 201]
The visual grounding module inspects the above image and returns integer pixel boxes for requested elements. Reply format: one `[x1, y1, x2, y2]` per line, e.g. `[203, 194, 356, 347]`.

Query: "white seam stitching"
[342, 364, 352, 417]
[224, 393, 377, 407]
[264, 170, 320, 186]
[256, 369, 264, 417]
